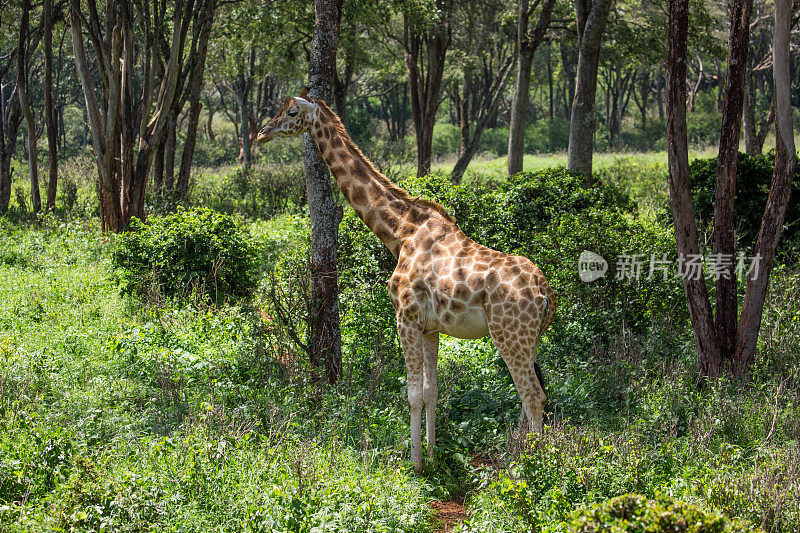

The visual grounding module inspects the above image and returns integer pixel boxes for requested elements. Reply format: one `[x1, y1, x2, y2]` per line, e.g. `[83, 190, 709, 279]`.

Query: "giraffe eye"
[287, 109, 299, 117]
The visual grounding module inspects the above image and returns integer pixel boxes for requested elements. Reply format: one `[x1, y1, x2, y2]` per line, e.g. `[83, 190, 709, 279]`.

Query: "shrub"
[683, 152, 800, 261]
[561, 494, 756, 532]
[189, 164, 306, 220]
[112, 207, 260, 303]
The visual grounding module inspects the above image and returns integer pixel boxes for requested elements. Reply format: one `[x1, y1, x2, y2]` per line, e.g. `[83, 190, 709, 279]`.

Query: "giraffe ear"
[299, 87, 309, 99]
[295, 97, 315, 115]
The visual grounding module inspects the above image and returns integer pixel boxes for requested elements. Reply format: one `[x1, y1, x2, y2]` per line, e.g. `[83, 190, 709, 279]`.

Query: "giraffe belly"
[435, 308, 490, 340]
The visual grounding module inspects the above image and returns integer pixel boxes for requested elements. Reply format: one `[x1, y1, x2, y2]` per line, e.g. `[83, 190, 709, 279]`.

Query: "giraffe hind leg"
[489, 325, 547, 435]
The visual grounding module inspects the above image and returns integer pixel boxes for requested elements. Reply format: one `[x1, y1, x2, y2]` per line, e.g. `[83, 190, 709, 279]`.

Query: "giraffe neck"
[309, 103, 425, 257]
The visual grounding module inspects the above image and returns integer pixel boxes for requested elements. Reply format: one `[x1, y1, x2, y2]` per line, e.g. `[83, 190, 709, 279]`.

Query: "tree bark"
[507, 0, 555, 177]
[743, 61, 758, 156]
[560, 43, 577, 120]
[734, 0, 796, 374]
[567, 0, 614, 182]
[403, 1, 451, 178]
[44, 0, 58, 211]
[666, 0, 723, 378]
[17, 0, 41, 214]
[451, 55, 515, 183]
[713, 0, 752, 366]
[70, 0, 197, 231]
[177, 0, 216, 201]
[304, 0, 344, 384]
[1, 45, 23, 212]
[164, 110, 177, 193]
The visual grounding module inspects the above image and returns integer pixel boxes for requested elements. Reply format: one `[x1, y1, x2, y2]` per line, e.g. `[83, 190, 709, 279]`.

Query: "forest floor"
[429, 498, 467, 532]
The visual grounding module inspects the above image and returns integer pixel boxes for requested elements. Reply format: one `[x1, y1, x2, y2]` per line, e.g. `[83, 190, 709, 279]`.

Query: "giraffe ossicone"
[258, 91, 556, 474]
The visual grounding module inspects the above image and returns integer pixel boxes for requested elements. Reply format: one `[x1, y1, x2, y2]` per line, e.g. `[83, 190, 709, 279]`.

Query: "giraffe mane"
[315, 100, 455, 224]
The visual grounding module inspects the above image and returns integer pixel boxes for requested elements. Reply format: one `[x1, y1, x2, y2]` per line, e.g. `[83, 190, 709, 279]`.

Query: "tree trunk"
[657, 70, 664, 120]
[666, 0, 723, 378]
[17, 0, 41, 214]
[70, 0, 195, 231]
[548, 43, 554, 121]
[404, 2, 451, 178]
[177, 0, 216, 201]
[164, 110, 177, 193]
[452, 55, 515, 183]
[304, 0, 344, 385]
[239, 92, 252, 169]
[567, 0, 613, 182]
[713, 0, 752, 366]
[0, 49, 23, 212]
[333, 49, 353, 131]
[507, 0, 555, 177]
[743, 62, 758, 156]
[44, 0, 58, 211]
[153, 142, 165, 194]
[734, 0, 795, 374]
[560, 43, 577, 120]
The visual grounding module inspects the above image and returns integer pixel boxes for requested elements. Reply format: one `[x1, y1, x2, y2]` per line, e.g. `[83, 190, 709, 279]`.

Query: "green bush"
[561, 494, 756, 532]
[112, 207, 260, 303]
[526, 118, 571, 154]
[683, 152, 800, 260]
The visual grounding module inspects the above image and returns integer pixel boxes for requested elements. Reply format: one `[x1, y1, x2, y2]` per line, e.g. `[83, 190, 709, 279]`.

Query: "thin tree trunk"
[452, 55, 515, 182]
[304, 0, 344, 384]
[70, 0, 198, 231]
[743, 62, 758, 155]
[153, 142, 165, 194]
[44, 0, 58, 211]
[560, 43, 577, 120]
[333, 49, 353, 131]
[404, 3, 451, 178]
[548, 43, 554, 121]
[164, 110, 177, 192]
[667, 0, 723, 378]
[734, 0, 796, 374]
[1, 42, 23, 212]
[17, 0, 41, 214]
[714, 0, 753, 365]
[508, 0, 555, 177]
[567, 0, 613, 182]
[177, 0, 216, 200]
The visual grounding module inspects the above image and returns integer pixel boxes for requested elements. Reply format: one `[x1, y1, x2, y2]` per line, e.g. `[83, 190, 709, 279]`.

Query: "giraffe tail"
[541, 286, 557, 338]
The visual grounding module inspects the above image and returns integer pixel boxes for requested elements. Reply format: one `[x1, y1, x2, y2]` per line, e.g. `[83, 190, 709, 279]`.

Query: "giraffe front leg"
[422, 332, 439, 460]
[408, 376, 423, 473]
[397, 318, 425, 474]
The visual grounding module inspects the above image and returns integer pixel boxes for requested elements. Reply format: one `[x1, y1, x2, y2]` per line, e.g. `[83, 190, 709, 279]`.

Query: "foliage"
[111, 207, 260, 304]
[683, 152, 800, 260]
[559, 494, 756, 532]
[188, 164, 307, 220]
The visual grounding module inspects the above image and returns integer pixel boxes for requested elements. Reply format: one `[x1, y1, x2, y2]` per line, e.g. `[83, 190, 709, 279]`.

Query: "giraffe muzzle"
[257, 128, 275, 144]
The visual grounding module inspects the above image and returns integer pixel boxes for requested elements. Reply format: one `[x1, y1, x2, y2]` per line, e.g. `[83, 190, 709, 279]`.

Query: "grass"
[0, 219, 433, 531]
[427, 146, 720, 182]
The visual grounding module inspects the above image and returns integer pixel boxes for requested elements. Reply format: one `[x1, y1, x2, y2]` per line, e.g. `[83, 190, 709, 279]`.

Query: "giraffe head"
[257, 87, 317, 143]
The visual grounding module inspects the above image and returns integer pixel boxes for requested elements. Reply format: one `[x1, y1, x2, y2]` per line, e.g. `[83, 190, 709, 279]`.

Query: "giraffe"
[258, 89, 556, 474]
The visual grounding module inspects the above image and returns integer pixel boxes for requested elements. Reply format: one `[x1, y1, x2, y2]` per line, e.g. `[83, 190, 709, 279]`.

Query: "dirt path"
[429, 498, 467, 532]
